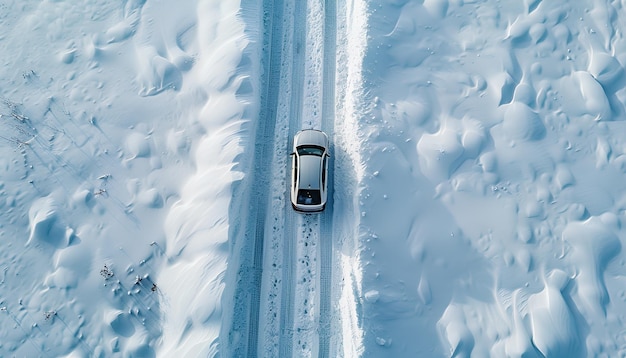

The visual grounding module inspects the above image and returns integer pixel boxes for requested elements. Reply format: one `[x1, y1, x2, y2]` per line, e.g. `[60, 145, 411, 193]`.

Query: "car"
[290, 129, 330, 212]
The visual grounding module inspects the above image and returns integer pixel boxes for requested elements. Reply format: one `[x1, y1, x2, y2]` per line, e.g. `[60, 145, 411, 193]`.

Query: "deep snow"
[356, 0, 626, 356]
[2, 0, 626, 357]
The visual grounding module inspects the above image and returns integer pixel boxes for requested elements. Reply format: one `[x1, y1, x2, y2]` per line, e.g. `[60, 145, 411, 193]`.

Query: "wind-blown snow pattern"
[355, 0, 626, 356]
[3, 0, 626, 357]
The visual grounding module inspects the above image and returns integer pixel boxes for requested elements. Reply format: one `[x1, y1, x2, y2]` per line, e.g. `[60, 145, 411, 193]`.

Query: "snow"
[357, 0, 626, 356]
[3, 0, 626, 357]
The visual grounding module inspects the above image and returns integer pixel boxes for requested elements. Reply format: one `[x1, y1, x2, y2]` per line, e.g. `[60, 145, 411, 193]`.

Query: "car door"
[321, 154, 327, 189]
[292, 152, 298, 196]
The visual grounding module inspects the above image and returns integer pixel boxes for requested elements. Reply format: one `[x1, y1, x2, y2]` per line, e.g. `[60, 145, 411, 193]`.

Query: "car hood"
[295, 130, 328, 148]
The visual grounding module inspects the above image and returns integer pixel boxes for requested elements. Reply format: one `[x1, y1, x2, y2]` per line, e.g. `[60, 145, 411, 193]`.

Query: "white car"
[290, 129, 330, 212]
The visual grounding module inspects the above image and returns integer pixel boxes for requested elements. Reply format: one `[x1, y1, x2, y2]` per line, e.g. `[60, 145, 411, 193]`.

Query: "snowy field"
[2, 0, 626, 357]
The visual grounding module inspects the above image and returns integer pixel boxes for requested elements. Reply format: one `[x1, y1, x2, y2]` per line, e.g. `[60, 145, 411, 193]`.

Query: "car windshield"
[296, 189, 321, 205]
[297, 146, 324, 156]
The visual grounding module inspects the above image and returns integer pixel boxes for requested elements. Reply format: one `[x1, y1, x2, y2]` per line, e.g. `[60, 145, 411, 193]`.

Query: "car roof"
[298, 155, 322, 190]
[295, 129, 328, 149]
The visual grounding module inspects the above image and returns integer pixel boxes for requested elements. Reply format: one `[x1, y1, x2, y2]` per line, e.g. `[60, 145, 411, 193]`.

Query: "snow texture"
[2, 0, 626, 357]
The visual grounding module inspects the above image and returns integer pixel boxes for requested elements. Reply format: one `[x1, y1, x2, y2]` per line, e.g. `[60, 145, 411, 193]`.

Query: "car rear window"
[297, 146, 324, 156]
[297, 189, 321, 205]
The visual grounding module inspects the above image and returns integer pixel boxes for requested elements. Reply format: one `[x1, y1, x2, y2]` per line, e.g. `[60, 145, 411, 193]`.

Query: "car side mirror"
[290, 152, 296, 156]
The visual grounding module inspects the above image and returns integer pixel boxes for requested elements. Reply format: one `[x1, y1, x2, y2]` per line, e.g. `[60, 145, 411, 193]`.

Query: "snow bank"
[528, 276, 580, 357]
[333, 0, 369, 356]
[354, 0, 626, 356]
[0, 0, 248, 356]
[157, 0, 249, 356]
[564, 215, 621, 319]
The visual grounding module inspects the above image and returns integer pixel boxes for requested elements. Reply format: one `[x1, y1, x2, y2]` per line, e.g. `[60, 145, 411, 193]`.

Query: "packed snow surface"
[2, 0, 626, 357]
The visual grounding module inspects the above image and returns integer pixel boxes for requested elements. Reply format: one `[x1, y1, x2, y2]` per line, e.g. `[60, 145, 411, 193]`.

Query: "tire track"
[319, 0, 337, 356]
[278, 0, 308, 355]
[252, 0, 306, 355]
[238, 0, 285, 356]
[245, 0, 337, 355]
[287, 0, 329, 355]
[287, 0, 338, 355]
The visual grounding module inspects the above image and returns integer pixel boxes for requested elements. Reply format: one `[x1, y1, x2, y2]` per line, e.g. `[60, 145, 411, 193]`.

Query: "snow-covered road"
[226, 0, 342, 356]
